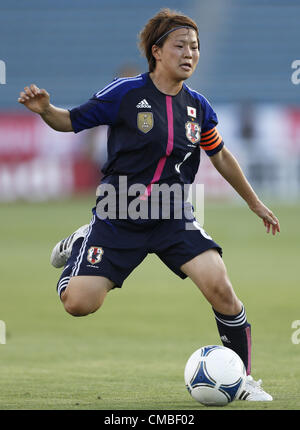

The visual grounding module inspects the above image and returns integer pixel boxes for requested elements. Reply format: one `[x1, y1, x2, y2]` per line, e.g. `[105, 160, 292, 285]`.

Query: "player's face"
[155, 29, 200, 81]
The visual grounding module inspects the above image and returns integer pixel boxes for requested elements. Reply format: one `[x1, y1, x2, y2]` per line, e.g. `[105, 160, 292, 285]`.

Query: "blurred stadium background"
[0, 0, 300, 410]
[0, 0, 299, 202]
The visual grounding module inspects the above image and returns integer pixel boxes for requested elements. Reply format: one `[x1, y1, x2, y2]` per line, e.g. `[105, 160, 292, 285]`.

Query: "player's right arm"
[18, 84, 73, 132]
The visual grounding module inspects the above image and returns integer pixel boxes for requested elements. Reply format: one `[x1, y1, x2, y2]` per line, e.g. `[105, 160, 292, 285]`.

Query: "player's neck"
[149, 71, 183, 96]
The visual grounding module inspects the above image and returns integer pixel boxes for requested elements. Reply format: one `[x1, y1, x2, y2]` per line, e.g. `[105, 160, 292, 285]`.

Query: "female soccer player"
[18, 9, 280, 401]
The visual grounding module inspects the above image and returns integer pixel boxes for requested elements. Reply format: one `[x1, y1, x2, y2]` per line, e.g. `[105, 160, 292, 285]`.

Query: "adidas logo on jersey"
[136, 99, 151, 109]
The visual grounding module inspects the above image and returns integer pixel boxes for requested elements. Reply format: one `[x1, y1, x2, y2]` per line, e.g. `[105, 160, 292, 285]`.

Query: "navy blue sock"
[213, 305, 252, 375]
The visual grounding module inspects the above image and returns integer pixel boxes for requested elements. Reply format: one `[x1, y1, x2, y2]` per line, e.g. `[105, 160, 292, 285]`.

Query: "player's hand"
[249, 200, 280, 235]
[18, 84, 50, 115]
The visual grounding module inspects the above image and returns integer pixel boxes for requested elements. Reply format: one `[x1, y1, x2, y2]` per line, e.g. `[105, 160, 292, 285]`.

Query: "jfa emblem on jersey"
[185, 121, 201, 144]
[87, 247, 104, 265]
[137, 112, 154, 134]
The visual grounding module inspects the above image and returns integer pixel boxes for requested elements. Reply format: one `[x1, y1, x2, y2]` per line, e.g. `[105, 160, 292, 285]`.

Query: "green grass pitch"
[0, 195, 299, 410]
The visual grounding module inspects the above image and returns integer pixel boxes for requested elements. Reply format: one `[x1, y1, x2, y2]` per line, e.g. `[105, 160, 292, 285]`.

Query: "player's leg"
[60, 275, 114, 317]
[52, 216, 148, 317]
[51, 219, 115, 317]
[155, 215, 272, 400]
[180, 249, 272, 401]
[50, 224, 90, 269]
[180, 249, 251, 374]
[154, 219, 251, 370]
[180, 248, 241, 315]
[156, 215, 252, 373]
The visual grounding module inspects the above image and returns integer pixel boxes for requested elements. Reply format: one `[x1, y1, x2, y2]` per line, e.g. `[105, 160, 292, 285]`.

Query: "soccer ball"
[184, 345, 246, 406]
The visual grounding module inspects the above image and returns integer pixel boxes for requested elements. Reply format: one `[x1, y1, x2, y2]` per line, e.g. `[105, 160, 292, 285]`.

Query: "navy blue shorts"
[57, 211, 222, 296]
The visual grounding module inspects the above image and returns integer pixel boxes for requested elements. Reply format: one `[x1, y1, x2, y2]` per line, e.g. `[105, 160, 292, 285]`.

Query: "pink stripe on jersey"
[141, 96, 174, 200]
[245, 325, 252, 375]
[166, 95, 174, 156]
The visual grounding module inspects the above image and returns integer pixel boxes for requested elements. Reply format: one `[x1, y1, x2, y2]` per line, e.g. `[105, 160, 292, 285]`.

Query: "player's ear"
[151, 44, 162, 63]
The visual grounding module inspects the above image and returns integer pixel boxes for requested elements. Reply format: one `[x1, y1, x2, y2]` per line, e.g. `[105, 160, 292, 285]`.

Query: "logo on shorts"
[185, 121, 201, 144]
[87, 247, 104, 265]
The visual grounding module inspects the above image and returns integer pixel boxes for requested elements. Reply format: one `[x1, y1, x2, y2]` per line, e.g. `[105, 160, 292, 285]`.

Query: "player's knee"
[63, 297, 100, 317]
[61, 289, 102, 317]
[60, 276, 112, 317]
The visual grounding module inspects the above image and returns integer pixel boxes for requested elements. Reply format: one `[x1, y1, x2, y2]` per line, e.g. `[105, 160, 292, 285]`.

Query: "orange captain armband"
[200, 127, 223, 152]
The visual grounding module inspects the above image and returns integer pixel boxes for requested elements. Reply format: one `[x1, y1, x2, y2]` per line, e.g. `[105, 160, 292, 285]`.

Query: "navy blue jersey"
[55, 73, 225, 293]
[69, 73, 224, 193]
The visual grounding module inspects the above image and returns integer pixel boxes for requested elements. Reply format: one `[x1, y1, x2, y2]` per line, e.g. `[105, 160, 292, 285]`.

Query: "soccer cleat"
[238, 375, 273, 401]
[50, 224, 89, 268]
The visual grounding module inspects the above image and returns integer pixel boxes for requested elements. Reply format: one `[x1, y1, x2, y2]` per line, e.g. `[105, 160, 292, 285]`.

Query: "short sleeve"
[69, 75, 145, 133]
[200, 97, 224, 156]
[69, 80, 122, 133]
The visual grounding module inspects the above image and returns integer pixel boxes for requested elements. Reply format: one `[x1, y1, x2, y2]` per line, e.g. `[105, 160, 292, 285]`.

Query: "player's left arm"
[209, 146, 280, 235]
